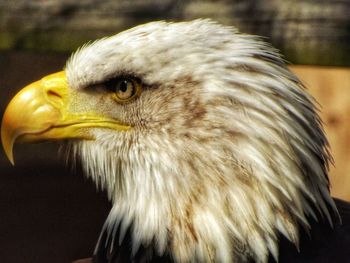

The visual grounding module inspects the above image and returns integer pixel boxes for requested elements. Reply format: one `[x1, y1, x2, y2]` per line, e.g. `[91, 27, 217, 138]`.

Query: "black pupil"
[119, 80, 128, 92]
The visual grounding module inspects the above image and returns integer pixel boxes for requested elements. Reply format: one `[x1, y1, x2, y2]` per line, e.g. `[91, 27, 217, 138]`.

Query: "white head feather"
[65, 20, 336, 263]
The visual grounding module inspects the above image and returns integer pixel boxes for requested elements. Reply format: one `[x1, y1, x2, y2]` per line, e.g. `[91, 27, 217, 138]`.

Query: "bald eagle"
[1, 20, 350, 263]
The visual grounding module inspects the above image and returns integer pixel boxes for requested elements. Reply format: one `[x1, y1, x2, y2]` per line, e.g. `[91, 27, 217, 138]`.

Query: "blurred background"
[0, 1, 349, 262]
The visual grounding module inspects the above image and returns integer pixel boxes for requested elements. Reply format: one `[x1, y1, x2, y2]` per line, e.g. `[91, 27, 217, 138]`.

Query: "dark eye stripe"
[104, 78, 119, 92]
[103, 75, 141, 91]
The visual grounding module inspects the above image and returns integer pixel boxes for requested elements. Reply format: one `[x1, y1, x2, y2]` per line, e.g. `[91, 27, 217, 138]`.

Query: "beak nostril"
[47, 89, 64, 106]
[48, 89, 62, 99]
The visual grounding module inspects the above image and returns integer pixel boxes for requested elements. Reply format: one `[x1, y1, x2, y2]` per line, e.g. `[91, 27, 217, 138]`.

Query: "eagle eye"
[109, 77, 141, 103]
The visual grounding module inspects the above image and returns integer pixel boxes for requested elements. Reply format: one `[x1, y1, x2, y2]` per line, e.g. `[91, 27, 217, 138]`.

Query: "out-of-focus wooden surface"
[290, 65, 350, 201]
[1, 0, 350, 66]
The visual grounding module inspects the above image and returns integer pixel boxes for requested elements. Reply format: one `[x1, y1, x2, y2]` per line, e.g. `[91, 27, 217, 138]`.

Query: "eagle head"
[1, 20, 336, 262]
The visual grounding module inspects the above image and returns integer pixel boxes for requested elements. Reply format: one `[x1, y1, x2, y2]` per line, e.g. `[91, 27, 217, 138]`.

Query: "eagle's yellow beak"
[1, 71, 130, 165]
